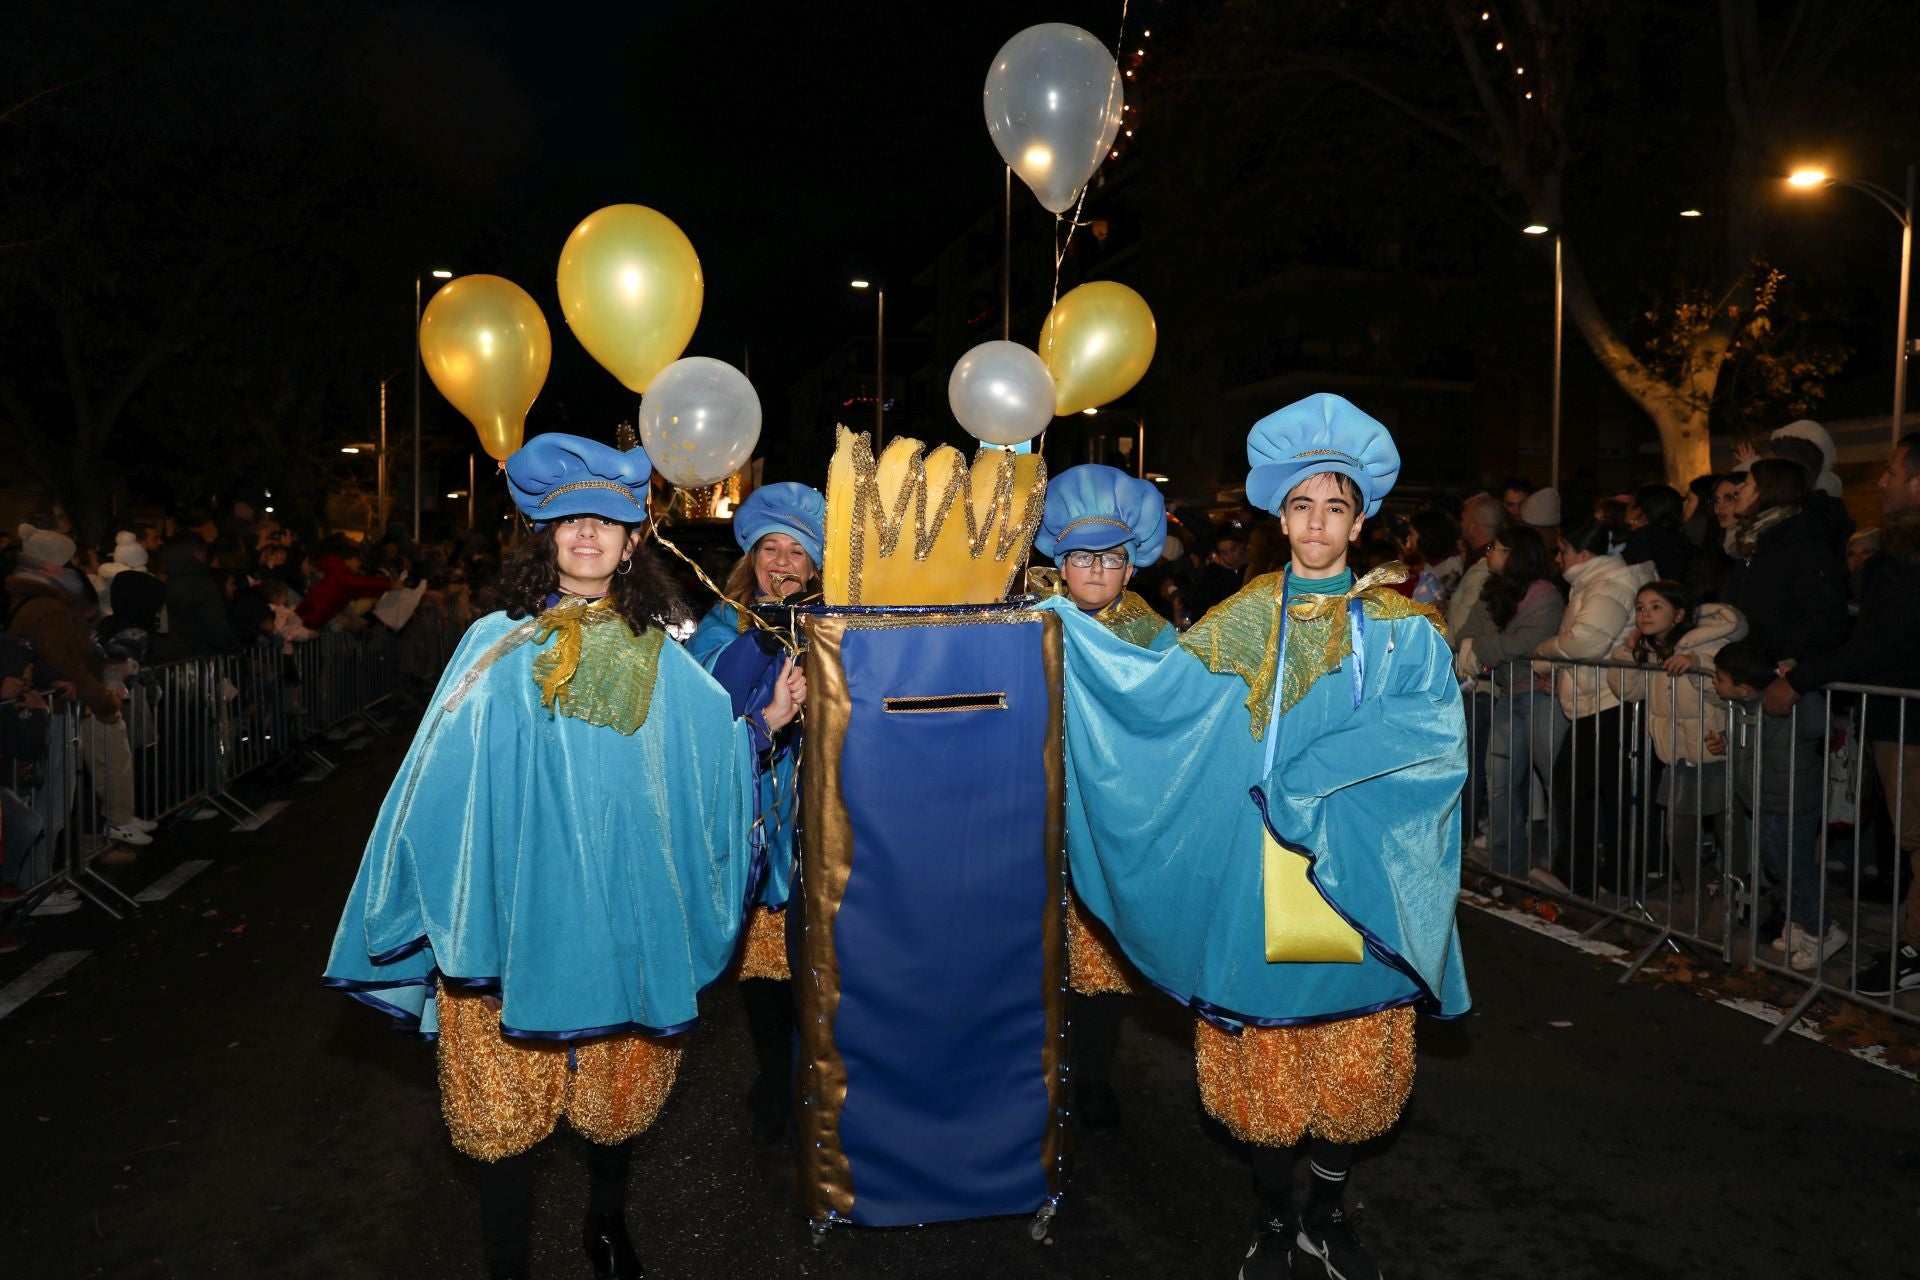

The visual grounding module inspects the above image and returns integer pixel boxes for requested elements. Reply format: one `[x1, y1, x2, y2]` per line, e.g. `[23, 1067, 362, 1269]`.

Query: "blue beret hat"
[732, 482, 825, 568]
[1244, 393, 1400, 519]
[1035, 464, 1168, 567]
[505, 434, 653, 526]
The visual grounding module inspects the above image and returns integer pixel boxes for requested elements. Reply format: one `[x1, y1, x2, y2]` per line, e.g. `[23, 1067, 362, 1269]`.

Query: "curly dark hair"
[486, 521, 693, 635]
[1481, 525, 1557, 628]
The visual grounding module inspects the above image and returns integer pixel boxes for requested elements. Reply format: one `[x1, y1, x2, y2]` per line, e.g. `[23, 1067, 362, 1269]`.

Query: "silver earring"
[616, 557, 634, 576]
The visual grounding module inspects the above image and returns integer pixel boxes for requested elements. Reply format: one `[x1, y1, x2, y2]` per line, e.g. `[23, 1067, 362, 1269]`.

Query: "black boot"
[582, 1213, 645, 1279]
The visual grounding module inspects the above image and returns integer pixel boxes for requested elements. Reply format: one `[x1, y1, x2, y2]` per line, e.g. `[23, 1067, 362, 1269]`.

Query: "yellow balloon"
[1037, 281, 1157, 416]
[418, 275, 552, 461]
[557, 204, 704, 394]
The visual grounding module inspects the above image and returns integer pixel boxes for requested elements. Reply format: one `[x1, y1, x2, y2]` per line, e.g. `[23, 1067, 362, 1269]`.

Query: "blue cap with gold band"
[505, 433, 653, 527]
[1244, 392, 1400, 519]
[732, 482, 825, 567]
[1035, 463, 1168, 567]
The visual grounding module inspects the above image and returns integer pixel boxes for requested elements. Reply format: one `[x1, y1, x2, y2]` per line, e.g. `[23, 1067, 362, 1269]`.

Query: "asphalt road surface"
[3, 721, 1913, 1279]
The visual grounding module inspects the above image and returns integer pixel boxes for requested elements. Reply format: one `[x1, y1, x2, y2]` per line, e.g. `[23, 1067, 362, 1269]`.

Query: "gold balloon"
[418, 275, 553, 461]
[556, 204, 704, 394]
[1037, 281, 1157, 416]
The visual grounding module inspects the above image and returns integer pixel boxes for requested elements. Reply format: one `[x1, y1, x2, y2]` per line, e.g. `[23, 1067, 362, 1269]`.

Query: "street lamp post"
[851, 279, 885, 447]
[1523, 223, 1562, 492]
[1789, 165, 1915, 445]
[414, 269, 454, 542]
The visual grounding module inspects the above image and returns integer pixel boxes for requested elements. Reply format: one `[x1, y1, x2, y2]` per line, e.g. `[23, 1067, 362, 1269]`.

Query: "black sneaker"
[1855, 944, 1920, 998]
[1296, 1206, 1380, 1280]
[1238, 1212, 1293, 1280]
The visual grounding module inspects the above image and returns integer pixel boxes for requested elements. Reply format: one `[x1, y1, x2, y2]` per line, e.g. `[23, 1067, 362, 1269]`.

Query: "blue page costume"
[324, 437, 766, 1165]
[1042, 397, 1469, 1152]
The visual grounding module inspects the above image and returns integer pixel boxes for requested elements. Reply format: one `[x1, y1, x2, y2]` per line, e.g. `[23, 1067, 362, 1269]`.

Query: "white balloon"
[948, 341, 1054, 446]
[984, 24, 1125, 214]
[638, 356, 762, 488]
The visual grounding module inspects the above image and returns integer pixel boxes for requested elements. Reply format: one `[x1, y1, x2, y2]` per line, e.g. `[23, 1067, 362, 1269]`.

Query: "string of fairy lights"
[1474, 6, 1540, 106]
[1107, 22, 1154, 163]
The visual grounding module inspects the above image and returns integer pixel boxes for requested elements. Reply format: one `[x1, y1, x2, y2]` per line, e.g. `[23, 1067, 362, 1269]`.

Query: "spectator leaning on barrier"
[295, 547, 399, 631]
[1713, 640, 1845, 972]
[1724, 458, 1849, 666]
[1606, 579, 1747, 888]
[1621, 484, 1696, 583]
[1767, 432, 1920, 995]
[1455, 525, 1567, 878]
[159, 533, 242, 659]
[5, 528, 153, 853]
[1529, 521, 1655, 894]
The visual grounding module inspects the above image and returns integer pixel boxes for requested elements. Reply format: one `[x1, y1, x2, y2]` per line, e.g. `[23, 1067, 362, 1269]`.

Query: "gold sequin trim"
[1193, 1006, 1416, 1147]
[1067, 893, 1135, 994]
[738, 906, 790, 981]
[434, 983, 683, 1160]
[537, 479, 638, 508]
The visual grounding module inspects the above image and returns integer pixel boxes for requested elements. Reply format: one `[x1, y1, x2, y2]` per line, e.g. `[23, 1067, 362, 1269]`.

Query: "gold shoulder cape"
[1025, 567, 1168, 652]
[1178, 562, 1446, 740]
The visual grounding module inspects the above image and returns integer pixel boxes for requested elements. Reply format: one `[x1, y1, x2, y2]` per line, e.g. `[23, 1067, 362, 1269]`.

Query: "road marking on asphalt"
[0, 950, 90, 1021]
[135, 860, 214, 903]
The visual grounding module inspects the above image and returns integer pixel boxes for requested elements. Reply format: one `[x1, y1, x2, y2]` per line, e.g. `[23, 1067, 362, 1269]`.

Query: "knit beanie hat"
[1518, 488, 1562, 528]
[17, 522, 77, 570]
[112, 530, 149, 569]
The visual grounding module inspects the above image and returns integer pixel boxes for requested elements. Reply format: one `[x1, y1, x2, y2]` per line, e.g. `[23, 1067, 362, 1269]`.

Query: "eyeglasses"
[1064, 550, 1129, 570]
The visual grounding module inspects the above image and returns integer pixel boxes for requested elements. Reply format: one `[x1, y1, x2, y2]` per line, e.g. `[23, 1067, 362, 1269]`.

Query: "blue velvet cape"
[1036, 593, 1470, 1028]
[687, 601, 799, 910]
[323, 611, 760, 1040]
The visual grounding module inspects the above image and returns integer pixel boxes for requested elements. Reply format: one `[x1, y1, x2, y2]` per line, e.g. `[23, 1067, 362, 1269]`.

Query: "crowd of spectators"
[1, 498, 494, 949]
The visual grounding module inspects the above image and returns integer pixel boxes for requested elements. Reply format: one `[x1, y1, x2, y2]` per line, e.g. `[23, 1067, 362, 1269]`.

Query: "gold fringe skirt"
[1066, 894, 1135, 996]
[737, 906, 791, 982]
[1194, 1005, 1416, 1147]
[435, 983, 683, 1161]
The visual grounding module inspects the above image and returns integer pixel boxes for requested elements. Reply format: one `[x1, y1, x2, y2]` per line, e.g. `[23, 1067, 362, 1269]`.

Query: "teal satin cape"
[322, 611, 760, 1040]
[688, 600, 799, 910]
[1036, 593, 1470, 1027]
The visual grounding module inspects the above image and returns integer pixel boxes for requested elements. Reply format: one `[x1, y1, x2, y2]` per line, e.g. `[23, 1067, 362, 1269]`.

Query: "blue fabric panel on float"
[793, 606, 1068, 1228]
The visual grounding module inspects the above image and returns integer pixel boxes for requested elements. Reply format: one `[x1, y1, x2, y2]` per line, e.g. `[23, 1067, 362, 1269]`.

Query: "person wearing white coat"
[1528, 524, 1655, 894]
[1607, 585, 1749, 889]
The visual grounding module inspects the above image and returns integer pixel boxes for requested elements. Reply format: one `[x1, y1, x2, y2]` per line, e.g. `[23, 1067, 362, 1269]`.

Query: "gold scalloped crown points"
[822, 425, 1049, 606]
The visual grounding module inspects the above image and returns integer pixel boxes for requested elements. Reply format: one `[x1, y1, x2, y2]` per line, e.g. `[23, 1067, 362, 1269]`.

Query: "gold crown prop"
[822, 425, 1049, 606]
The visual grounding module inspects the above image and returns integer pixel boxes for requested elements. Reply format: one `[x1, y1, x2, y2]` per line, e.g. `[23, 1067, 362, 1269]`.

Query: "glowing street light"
[1522, 223, 1550, 236]
[414, 268, 454, 540]
[1679, 209, 1703, 218]
[1788, 163, 1915, 442]
[1521, 222, 1564, 489]
[850, 278, 885, 445]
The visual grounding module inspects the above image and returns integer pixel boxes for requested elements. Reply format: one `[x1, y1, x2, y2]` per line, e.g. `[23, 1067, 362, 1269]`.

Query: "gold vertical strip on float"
[1036, 611, 1072, 1194]
[794, 613, 857, 1219]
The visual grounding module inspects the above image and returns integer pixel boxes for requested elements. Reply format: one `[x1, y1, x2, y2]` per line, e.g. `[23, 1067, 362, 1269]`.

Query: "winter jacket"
[160, 545, 241, 659]
[1722, 691, 1829, 817]
[1444, 557, 1491, 639]
[1620, 524, 1695, 584]
[1457, 579, 1565, 694]
[1788, 511, 1920, 742]
[1606, 603, 1747, 765]
[295, 556, 395, 629]
[1532, 554, 1655, 719]
[108, 569, 167, 632]
[4, 574, 117, 717]
[1728, 509, 1849, 665]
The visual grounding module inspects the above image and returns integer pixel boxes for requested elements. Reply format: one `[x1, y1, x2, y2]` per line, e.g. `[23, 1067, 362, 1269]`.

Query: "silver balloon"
[984, 23, 1124, 215]
[637, 356, 762, 488]
[948, 341, 1055, 446]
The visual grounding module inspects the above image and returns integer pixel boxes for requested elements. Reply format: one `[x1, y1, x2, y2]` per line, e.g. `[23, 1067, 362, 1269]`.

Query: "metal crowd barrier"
[2, 603, 463, 923]
[1461, 655, 1917, 1040]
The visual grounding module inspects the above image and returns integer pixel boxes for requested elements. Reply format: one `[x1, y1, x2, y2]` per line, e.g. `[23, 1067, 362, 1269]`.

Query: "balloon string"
[1050, 0, 1131, 309]
[646, 487, 799, 655]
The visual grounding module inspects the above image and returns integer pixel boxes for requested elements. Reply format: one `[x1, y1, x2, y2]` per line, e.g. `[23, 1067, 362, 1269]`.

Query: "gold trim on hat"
[537, 479, 638, 508]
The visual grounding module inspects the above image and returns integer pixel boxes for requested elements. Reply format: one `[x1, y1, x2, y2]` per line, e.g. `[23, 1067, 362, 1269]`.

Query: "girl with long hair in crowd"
[1455, 524, 1566, 878]
[1724, 458, 1849, 663]
[325, 434, 803, 1280]
[1529, 521, 1655, 895]
[1607, 579, 1747, 890]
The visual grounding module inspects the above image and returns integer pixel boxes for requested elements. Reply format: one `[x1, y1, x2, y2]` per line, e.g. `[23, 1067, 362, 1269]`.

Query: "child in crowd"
[1707, 640, 1847, 971]
[1607, 581, 1746, 888]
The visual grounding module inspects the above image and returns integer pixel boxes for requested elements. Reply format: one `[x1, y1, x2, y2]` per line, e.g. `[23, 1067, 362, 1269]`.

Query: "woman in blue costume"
[1029, 463, 1175, 1131]
[685, 481, 824, 1145]
[323, 434, 805, 1280]
[1037, 395, 1467, 1280]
